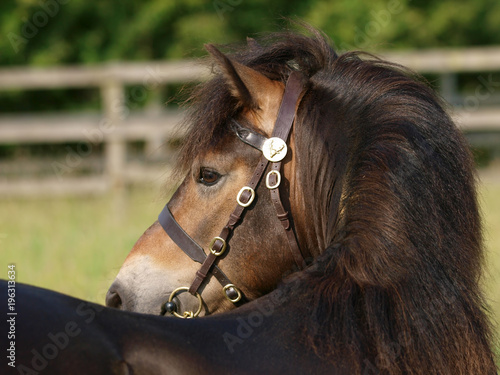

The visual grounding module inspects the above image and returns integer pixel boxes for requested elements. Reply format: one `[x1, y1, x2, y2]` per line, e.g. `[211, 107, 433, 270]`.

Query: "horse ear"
[205, 44, 278, 110]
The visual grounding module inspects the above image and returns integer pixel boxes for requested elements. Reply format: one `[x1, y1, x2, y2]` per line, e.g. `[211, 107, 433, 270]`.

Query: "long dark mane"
[176, 26, 498, 373]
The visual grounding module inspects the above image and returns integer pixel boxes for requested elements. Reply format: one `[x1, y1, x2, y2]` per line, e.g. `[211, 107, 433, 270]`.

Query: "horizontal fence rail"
[0, 60, 209, 90]
[382, 46, 500, 73]
[0, 46, 499, 197]
[0, 112, 184, 143]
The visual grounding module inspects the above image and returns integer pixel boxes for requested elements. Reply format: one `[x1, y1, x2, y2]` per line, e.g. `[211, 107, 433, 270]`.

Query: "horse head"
[105, 39, 329, 317]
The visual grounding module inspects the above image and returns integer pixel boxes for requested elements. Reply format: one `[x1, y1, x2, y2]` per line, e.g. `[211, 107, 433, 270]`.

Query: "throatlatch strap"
[268, 161, 310, 268]
[266, 71, 311, 269]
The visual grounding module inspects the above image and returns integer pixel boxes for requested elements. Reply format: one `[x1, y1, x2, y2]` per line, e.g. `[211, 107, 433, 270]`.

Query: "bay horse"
[4, 27, 498, 374]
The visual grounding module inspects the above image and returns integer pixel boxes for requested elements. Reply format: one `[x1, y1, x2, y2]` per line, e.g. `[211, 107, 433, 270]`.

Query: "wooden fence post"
[440, 73, 459, 105]
[101, 80, 126, 191]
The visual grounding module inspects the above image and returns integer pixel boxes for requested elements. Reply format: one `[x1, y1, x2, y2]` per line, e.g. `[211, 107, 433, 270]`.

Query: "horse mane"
[295, 54, 498, 373]
[175, 26, 498, 373]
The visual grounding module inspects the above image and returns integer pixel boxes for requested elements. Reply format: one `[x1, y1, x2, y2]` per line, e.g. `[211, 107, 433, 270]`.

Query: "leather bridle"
[157, 71, 310, 318]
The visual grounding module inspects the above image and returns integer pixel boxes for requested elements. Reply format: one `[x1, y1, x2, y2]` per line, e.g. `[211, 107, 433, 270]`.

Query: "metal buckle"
[168, 287, 203, 319]
[265, 170, 281, 189]
[223, 284, 242, 303]
[236, 186, 255, 207]
[262, 137, 287, 162]
[209, 236, 227, 256]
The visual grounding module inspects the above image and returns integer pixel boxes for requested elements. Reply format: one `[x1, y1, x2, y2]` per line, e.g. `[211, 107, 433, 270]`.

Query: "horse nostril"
[105, 289, 122, 309]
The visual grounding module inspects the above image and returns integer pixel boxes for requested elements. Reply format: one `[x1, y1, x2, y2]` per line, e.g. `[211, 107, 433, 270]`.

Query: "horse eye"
[199, 168, 221, 186]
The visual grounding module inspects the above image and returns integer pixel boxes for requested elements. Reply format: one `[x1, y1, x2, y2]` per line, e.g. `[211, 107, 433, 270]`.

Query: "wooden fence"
[0, 47, 499, 196]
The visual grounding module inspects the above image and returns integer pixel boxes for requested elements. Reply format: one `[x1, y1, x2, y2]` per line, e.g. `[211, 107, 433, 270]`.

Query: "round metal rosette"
[262, 137, 287, 162]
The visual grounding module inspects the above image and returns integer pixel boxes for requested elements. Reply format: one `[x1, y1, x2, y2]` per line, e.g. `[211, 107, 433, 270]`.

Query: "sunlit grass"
[0, 186, 164, 304]
[479, 180, 500, 359]
[1, 179, 499, 359]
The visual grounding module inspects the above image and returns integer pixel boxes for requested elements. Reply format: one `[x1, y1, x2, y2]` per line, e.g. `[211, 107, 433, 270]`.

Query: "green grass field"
[1, 179, 499, 358]
[0, 186, 166, 303]
[480, 180, 500, 359]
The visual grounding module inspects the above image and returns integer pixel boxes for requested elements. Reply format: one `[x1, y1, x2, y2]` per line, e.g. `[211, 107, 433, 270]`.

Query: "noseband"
[157, 71, 310, 318]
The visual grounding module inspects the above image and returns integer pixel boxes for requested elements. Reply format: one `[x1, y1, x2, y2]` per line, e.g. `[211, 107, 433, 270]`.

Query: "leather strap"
[266, 71, 311, 269]
[188, 153, 270, 295]
[272, 71, 305, 140]
[158, 205, 205, 264]
[267, 162, 311, 268]
[231, 119, 267, 151]
[158, 206, 237, 291]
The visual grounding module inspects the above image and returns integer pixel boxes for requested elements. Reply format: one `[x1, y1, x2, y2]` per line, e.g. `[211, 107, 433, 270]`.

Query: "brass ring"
[236, 186, 255, 207]
[209, 236, 227, 256]
[223, 284, 242, 303]
[265, 170, 281, 189]
[168, 287, 203, 319]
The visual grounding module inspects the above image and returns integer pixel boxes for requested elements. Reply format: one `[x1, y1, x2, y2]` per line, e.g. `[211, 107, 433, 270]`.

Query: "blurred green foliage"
[1, 0, 500, 67]
[1, 0, 499, 114]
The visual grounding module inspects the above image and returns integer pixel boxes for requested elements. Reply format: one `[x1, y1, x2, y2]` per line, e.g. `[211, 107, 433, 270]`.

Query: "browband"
[230, 119, 267, 151]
